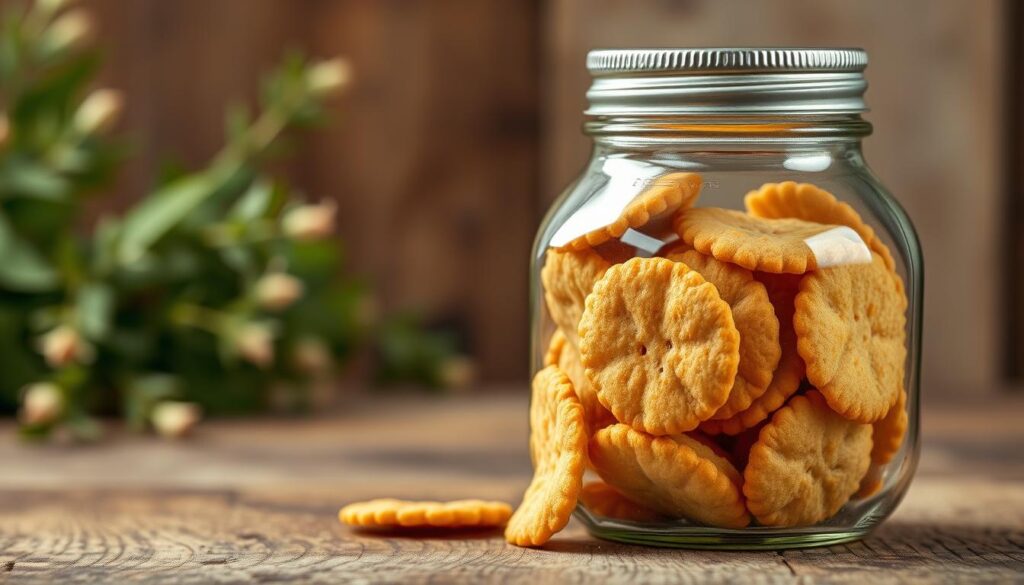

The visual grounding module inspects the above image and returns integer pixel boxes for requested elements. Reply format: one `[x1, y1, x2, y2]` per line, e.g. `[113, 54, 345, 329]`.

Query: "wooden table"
[0, 392, 1022, 584]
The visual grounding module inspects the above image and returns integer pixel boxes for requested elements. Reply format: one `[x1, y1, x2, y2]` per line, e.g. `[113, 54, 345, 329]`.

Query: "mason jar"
[530, 48, 921, 549]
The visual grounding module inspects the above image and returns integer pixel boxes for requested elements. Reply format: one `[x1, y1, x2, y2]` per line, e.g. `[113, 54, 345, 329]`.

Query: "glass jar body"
[530, 127, 922, 549]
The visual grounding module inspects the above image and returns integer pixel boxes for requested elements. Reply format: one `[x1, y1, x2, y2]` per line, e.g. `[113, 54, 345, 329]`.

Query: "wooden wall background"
[83, 0, 1005, 396]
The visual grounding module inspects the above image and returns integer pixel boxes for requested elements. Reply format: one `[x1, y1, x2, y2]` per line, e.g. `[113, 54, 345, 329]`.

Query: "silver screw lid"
[585, 48, 869, 116]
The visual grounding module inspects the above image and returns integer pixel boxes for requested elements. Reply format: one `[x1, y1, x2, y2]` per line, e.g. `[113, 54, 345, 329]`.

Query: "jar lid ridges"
[587, 48, 867, 75]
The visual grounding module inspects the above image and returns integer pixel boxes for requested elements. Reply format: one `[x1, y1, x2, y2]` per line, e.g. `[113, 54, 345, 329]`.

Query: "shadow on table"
[348, 526, 505, 541]
[541, 520, 1024, 570]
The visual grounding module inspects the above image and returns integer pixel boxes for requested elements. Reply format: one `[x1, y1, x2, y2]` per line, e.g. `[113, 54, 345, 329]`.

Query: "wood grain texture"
[81, 0, 542, 382]
[1, 393, 1023, 584]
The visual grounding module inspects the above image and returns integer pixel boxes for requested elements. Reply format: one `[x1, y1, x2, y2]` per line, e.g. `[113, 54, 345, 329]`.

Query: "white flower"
[292, 337, 332, 375]
[74, 89, 123, 135]
[306, 57, 352, 96]
[235, 322, 275, 368]
[438, 355, 476, 392]
[20, 383, 64, 425]
[45, 9, 93, 53]
[39, 324, 94, 367]
[282, 200, 337, 241]
[255, 272, 304, 311]
[151, 401, 201, 439]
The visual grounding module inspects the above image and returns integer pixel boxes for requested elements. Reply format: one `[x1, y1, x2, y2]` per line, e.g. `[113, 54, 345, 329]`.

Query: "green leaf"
[0, 210, 58, 291]
[0, 159, 71, 201]
[117, 167, 234, 265]
[229, 179, 273, 221]
[76, 282, 114, 341]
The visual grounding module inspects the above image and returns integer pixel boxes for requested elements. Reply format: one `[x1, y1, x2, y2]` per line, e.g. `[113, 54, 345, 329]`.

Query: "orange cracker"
[545, 329, 616, 431]
[701, 272, 805, 436]
[665, 248, 781, 420]
[505, 366, 587, 547]
[543, 329, 568, 367]
[541, 247, 610, 349]
[589, 424, 749, 528]
[674, 207, 833, 274]
[564, 172, 703, 251]
[339, 499, 512, 529]
[579, 481, 662, 522]
[794, 252, 907, 423]
[871, 388, 908, 465]
[579, 257, 739, 435]
[744, 391, 872, 527]
[745, 181, 896, 272]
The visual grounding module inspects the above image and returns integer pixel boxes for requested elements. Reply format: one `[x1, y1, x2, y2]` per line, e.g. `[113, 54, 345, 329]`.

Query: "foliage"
[0, 0, 469, 440]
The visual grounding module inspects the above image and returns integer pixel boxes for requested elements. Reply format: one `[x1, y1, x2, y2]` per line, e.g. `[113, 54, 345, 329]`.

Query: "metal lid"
[585, 48, 868, 116]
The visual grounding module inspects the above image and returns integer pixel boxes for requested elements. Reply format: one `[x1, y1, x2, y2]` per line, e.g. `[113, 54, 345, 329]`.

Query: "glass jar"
[530, 48, 921, 549]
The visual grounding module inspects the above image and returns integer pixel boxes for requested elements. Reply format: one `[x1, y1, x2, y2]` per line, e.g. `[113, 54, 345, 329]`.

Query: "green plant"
[0, 0, 471, 440]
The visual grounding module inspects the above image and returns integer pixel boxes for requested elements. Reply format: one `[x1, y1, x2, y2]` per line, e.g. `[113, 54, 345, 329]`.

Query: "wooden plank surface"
[1, 393, 1023, 584]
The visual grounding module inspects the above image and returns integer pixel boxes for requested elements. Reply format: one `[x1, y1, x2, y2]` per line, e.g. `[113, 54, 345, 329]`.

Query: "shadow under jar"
[531, 48, 921, 549]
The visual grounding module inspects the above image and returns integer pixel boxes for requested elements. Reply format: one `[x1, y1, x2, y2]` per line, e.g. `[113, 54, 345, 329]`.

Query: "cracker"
[579, 257, 739, 435]
[541, 247, 610, 349]
[546, 329, 616, 431]
[505, 366, 587, 547]
[579, 481, 662, 522]
[589, 424, 749, 528]
[564, 172, 703, 251]
[675, 207, 832, 274]
[543, 329, 568, 367]
[743, 391, 872, 527]
[794, 252, 907, 422]
[745, 181, 896, 272]
[664, 249, 781, 419]
[700, 272, 805, 436]
[339, 499, 512, 529]
[871, 388, 908, 465]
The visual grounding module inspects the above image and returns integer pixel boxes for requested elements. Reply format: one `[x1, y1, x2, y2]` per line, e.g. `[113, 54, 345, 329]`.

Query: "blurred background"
[0, 0, 1017, 440]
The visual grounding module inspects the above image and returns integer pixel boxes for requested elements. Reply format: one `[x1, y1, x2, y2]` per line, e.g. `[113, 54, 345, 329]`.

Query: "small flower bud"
[37, 0, 72, 13]
[306, 57, 352, 97]
[235, 322, 275, 368]
[20, 382, 64, 425]
[255, 272, 304, 311]
[151, 401, 201, 439]
[292, 337, 332, 375]
[74, 89, 123, 136]
[282, 200, 336, 241]
[438, 355, 476, 392]
[39, 325, 94, 367]
[44, 9, 93, 53]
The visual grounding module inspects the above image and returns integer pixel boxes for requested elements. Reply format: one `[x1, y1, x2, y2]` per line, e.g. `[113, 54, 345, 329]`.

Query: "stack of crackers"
[506, 176, 909, 546]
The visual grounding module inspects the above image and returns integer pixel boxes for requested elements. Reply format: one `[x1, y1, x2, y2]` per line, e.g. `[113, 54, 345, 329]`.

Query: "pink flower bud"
[45, 9, 93, 53]
[20, 383, 64, 425]
[235, 323, 275, 368]
[283, 200, 337, 241]
[39, 325, 94, 367]
[306, 57, 353, 97]
[74, 89, 123, 135]
[255, 273, 304, 311]
[151, 401, 201, 439]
